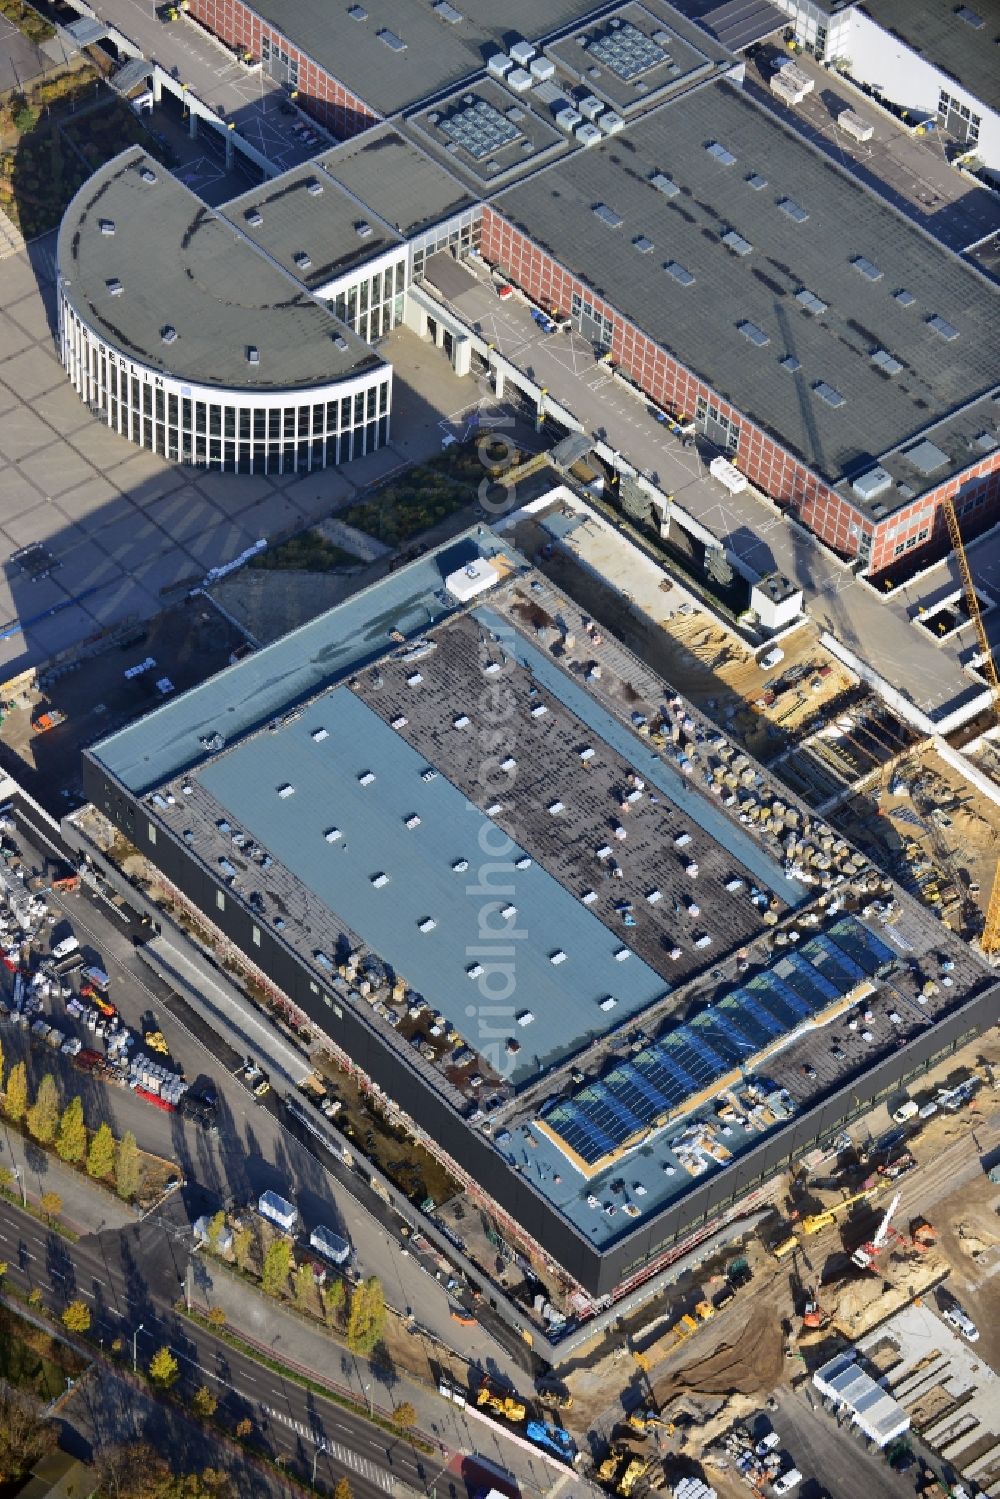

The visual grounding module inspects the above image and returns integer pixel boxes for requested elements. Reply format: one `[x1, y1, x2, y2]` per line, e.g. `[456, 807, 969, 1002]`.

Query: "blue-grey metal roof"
[472, 605, 804, 904]
[198, 690, 670, 1086]
[90, 531, 520, 796]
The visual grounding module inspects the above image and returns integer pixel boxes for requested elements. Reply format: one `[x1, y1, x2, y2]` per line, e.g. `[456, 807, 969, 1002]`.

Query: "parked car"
[943, 1304, 979, 1342]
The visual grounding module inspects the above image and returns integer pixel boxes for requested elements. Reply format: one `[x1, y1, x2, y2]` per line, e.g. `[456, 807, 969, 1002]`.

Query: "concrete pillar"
[152, 71, 162, 104]
[225, 129, 235, 169]
[433, 318, 446, 349]
[452, 334, 471, 378]
[189, 109, 198, 140]
[493, 362, 505, 400]
[535, 388, 546, 434]
[402, 297, 428, 338]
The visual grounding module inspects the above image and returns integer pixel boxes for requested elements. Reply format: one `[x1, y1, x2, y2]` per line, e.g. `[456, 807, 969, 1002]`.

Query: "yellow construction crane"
[941, 497, 1000, 957]
[800, 1183, 881, 1235]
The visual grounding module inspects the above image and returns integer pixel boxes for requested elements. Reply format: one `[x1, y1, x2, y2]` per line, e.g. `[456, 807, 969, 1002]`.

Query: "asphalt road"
[0, 1195, 430, 1499]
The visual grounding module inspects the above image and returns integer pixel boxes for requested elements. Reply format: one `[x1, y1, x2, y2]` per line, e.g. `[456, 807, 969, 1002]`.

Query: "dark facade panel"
[82, 752, 1000, 1299]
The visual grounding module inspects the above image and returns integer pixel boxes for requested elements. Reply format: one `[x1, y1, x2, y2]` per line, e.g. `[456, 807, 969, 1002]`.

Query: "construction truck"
[31, 708, 66, 734]
[476, 1379, 526, 1424]
[801, 1183, 881, 1234]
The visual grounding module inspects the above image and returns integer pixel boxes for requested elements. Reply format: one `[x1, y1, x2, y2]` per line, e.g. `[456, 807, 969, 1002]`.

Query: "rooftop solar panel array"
[540, 915, 886, 1168]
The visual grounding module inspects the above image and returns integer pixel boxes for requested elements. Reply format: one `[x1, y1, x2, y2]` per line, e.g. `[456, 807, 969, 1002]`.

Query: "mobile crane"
[851, 1191, 903, 1268]
[801, 1182, 881, 1235]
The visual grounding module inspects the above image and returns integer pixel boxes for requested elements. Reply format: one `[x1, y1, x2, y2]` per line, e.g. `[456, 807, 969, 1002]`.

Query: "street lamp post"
[311, 1441, 327, 1485]
[13, 1165, 26, 1208]
[362, 1380, 372, 1418]
[132, 1323, 145, 1372]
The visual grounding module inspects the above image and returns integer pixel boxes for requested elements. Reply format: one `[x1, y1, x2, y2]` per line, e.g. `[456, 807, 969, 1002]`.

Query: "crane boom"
[801, 1184, 881, 1234]
[941, 498, 999, 958]
[871, 1192, 901, 1249]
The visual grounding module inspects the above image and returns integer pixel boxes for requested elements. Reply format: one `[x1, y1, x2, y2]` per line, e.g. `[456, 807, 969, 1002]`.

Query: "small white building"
[813, 1350, 910, 1446]
[751, 572, 804, 631]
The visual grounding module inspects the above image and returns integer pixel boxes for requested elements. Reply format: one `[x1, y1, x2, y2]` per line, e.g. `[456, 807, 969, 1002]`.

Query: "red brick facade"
[481, 208, 1000, 571]
[185, 0, 377, 136]
[181, 12, 1000, 575]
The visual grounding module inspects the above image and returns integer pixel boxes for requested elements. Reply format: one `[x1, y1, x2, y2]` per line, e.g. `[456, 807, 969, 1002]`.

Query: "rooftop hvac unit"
[838, 108, 874, 142]
[507, 67, 532, 92]
[851, 466, 892, 502]
[486, 52, 512, 79]
[598, 111, 624, 134]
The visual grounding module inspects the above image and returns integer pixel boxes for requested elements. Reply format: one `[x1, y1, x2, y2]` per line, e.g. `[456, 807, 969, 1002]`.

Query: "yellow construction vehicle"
[672, 1312, 699, 1342]
[144, 1030, 170, 1055]
[598, 1453, 622, 1484]
[801, 1183, 881, 1235]
[625, 1409, 674, 1436]
[476, 1380, 526, 1424]
[694, 1299, 715, 1320]
[772, 1233, 799, 1259]
[617, 1456, 652, 1496]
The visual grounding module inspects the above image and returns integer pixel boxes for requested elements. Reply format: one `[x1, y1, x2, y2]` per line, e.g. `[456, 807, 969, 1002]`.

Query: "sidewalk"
[0, 1121, 136, 1235]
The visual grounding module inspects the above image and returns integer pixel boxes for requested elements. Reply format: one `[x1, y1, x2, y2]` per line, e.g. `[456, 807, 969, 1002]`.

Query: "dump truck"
[257, 1190, 298, 1233]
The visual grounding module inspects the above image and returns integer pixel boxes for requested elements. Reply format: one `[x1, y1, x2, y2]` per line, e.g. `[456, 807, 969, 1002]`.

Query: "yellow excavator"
[617, 1456, 652, 1496]
[801, 1183, 882, 1235]
[476, 1379, 526, 1424]
[625, 1408, 674, 1436]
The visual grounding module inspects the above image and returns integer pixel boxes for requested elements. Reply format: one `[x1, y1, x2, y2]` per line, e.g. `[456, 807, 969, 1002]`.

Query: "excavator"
[911, 1218, 937, 1252]
[801, 1289, 830, 1331]
[625, 1408, 675, 1437]
[476, 1378, 526, 1424]
[801, 1182, 882, 1235]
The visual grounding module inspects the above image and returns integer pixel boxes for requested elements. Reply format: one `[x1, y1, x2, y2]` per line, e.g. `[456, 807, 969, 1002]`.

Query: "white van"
[773, 1470, 802, 1495]
[891, 1099, 919, 1123]
[52, 935, 79, 960]
[944, 1305, 979, 1342]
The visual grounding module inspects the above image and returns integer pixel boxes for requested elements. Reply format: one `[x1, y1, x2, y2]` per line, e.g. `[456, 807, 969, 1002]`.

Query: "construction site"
[508, 491, 1000, 953]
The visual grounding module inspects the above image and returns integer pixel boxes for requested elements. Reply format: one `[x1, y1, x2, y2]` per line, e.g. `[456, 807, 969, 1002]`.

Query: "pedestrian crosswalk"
[260, 1405, 392, 1491]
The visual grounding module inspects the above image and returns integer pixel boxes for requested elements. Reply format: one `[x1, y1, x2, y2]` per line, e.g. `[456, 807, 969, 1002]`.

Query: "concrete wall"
[843, 9, 1000, 171]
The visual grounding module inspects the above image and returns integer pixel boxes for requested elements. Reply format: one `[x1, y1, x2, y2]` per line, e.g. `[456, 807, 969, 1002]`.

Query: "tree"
[0, 1384, 56, 1485]
[0, 1033, 4, 1094]
[391, 1401, 416, 1432]
[148, 1346, 179, 1388]
[0, 1167, 12, 1192]
[25, 1074, 60, 1144]
[206, 1305, 226, 1328]
[13, 105, 38, 134]
[26, 1288, 42, 1308]
[86, 1121, 115, 1179]
[231, 1223, 253, 1273]
[334, 1479, 353, 1499]
[346, 1277, 385, 1356]
[191, 1385, 217, 1419]
[4, 1061, 28, 1122]
[61, 1299, 90, 1334]
[56, 1096, 87, 1164]
[324, 1278, 346, 1329]
[114, 1131, 140, 1201]
[39, 1191, 61, 1222]
[95, 1444, 235, 1499]
[260, 1237, 292, 1298]
[204, 1210, 226, 1253]
[293, 1262, 314, 1312]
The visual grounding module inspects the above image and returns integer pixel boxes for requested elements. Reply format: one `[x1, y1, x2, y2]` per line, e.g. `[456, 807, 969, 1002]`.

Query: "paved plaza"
[0, 235, 488, 681]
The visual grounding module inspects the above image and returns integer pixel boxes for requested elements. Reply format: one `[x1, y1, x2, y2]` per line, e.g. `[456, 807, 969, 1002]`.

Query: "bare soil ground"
[836, 744, 1000, 938]
[654, 1304, 785, 1403]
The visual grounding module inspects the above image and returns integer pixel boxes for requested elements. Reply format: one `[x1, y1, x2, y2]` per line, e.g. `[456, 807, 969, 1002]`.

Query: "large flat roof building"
[166, 0, 1000, 574]
[83, 528, 997, 1320]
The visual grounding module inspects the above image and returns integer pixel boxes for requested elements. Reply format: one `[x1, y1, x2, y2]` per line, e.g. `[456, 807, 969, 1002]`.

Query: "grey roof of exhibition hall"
[86, 529, 524, 796]
[57, 148, 380, 389]
[221, 163, 405, 290]
[317, 125, 476, 240]
[247, 0, 608, 117]
[491, 76, 1000, 497]
[859, 0, 1000, 115]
